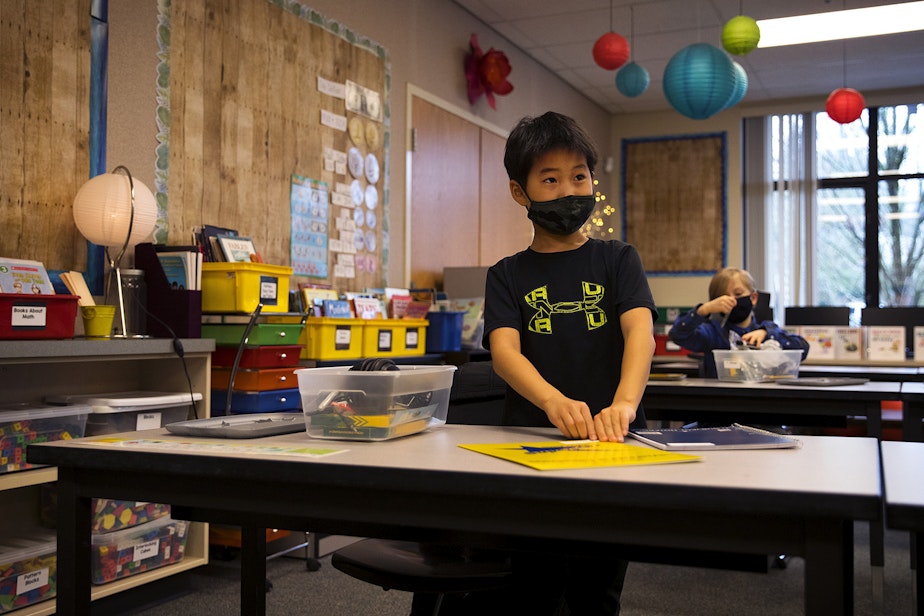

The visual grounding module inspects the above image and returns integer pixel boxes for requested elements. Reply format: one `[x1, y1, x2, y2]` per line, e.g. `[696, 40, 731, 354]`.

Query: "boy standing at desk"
[478, 111, 656, 614]
[668, 267, 809, 378]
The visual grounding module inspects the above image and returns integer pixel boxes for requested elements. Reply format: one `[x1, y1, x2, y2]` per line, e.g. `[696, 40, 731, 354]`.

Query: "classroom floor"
[97, 523, 913, 615]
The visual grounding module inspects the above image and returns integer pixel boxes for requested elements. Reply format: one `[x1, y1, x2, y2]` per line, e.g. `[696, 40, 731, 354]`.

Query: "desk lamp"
[73, 166, 157, 337]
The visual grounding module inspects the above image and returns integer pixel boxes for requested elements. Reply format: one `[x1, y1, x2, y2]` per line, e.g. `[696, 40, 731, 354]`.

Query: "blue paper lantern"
[662, 43, 737, 120]
[615, 62, 650, 97]
[721, 61, 748, 110]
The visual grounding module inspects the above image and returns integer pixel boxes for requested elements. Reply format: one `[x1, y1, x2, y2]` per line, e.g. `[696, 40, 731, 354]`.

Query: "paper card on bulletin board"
[291, 175, 329, 279]
[621, 134, 727, 276]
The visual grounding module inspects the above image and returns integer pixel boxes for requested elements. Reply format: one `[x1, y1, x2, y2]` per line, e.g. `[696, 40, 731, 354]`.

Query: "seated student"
[669, 267, 809, 378]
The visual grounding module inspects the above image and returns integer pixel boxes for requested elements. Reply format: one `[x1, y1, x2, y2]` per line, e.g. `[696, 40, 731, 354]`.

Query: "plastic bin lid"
[0, 533, 57, 564]
[0, 402, 92, 423]
[45, 391, 203, 414]
[90, 515, 183, 544]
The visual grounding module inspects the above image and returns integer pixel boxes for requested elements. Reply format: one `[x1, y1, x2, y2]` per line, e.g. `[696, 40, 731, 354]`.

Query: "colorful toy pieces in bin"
[0, 535, 57, 613]
[90, 517, 188, 584]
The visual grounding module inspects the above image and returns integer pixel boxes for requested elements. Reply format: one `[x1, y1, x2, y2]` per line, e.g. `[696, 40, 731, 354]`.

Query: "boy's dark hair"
[503, 111, 599, 189]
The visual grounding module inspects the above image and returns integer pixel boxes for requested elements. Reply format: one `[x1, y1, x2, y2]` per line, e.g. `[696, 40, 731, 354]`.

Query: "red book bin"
[0, 294, 79, 340]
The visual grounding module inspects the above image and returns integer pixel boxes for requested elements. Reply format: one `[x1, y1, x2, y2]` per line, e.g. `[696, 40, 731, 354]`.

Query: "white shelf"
[0, 338, 214, 612]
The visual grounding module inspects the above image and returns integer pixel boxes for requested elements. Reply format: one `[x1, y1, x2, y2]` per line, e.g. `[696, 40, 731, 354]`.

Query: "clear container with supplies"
[45, 391, 203, 436]
[296, 365, 456, 441]
[0, 534, 57, 613]
[713, 349, 803, 382]
[0, 403, 89, 474]
[90, 516, 189, 584]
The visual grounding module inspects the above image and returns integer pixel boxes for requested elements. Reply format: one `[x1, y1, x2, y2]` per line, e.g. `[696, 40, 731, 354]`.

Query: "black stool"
[331, 539, 514, 615]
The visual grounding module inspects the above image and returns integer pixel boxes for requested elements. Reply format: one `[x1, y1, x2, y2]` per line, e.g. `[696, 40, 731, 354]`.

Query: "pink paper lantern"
[593, 32, 629, 70]
[826, 88, 865, 124]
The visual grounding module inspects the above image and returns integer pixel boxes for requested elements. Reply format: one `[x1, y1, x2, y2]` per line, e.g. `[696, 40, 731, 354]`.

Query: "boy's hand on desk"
[544, 395, 597, 441]
[593, 401, 635, 442]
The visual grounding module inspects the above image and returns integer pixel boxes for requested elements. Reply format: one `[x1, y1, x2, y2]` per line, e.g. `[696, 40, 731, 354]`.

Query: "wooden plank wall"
[166, 0, 388, 290]
[0, 0, 92, 270]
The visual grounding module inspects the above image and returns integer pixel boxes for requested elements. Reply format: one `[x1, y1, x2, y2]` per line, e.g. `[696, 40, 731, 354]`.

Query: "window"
[749, 104, 924, 323]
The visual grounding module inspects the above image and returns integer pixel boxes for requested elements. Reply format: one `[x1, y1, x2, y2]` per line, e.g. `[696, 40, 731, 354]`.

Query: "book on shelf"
[351, 295, 385, 319]
[193, 224, 238, 261]
[156, 250, 202, 291]
[322, 299, 354, 318]
[216, 235, 258, 263]
[628, 424, 801, 451]
[866, 326, 906, 361]
[0, 257, 55, 294]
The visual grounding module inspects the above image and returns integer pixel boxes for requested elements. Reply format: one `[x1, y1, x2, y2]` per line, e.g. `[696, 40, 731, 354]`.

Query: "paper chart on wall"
[290, 175, 330, 279]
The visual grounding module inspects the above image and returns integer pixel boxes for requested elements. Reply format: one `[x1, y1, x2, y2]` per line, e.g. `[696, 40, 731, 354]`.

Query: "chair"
[330, 361, 514, 615]
[753, 291, 773, 322]
[784, 306, 850, 326]
[331, 540, 514, 615]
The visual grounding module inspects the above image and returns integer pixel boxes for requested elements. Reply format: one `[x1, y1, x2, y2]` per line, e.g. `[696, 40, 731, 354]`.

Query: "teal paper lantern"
[722, 15, 761, 56]
[615, 62, 650, 97]
[721, 61, 748, 110]
[662, 43, 737, 120]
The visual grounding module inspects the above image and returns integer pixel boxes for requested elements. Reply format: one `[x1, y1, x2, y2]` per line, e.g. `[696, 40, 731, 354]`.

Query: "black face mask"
[726, 295, 753, 324]
[526, 194, 596, 235]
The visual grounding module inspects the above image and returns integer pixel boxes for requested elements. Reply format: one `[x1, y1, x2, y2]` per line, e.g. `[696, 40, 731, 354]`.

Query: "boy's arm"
[489, 326, 599, 440]
[594, 307, 655, 442]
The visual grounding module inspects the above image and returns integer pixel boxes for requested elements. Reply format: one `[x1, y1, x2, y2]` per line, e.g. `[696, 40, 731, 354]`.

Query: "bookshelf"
[0, 338, 214, 614]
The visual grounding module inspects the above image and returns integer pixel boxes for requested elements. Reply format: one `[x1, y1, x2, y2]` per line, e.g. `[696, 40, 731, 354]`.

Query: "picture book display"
[628, 424, 801, 451]
[0, 258, 55, 294]
[459, 440, 700, 471]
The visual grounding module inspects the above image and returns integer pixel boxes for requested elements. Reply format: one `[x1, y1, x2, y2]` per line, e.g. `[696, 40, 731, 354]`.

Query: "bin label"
[259, 275, 278, 306]
[17, 567, 49, 595]
[406, 328, 419, 349]
[11, 303, 47, 328]
[335, 326, 352, 350]
[377, 329, 392, 352]
[134, 538, 161, 562]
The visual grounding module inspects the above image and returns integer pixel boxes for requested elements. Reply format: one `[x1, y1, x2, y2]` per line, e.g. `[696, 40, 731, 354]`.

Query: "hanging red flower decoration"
[465, 34, 514, 110]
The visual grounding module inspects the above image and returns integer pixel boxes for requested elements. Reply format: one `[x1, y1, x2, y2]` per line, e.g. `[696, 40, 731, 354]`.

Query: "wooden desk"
[901, 382, 924, 442]
[880, 441, 924, 609]
[643, 378, 902, 439]
[30, 426, 881, 615]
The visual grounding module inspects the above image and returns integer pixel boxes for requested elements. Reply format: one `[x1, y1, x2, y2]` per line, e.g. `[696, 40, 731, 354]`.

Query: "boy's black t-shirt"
[483, 238, 657, 428]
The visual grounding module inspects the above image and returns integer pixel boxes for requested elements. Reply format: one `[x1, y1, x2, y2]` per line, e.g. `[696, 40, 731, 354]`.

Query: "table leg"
[803, 519, 853, 615]
[913, 531, 922, 616]
[241, 526, 267, 616]
[54, 467, 92, 616]
[902, 401, 924, 442]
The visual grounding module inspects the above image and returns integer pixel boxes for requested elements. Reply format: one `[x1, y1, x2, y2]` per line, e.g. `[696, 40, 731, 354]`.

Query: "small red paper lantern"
[593, 32, 629, 70]
[826, 87, 866, 124]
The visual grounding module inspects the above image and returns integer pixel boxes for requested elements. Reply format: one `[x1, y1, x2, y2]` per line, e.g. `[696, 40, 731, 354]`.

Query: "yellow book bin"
[361, 318, 428, 358]
[201, 263, 292, 313]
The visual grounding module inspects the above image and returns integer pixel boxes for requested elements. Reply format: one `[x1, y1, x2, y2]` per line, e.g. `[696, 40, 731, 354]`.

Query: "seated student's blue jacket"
[668, 306, 811, 378]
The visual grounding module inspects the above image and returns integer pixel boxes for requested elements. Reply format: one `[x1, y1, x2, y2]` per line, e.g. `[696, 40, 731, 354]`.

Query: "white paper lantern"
[73, 170, 157, 248]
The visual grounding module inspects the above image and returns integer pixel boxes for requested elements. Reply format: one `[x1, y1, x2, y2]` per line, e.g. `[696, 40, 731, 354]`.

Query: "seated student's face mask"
[726, 295, 753, 324]
[526, 194, 596, 235]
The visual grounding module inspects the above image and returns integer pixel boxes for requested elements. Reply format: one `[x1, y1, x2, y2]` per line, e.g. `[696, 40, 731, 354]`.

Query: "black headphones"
[350, 357, 399, 372]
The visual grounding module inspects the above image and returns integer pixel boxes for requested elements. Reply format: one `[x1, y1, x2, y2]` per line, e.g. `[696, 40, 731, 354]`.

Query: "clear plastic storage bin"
[713, 349, 803, 382]
[0, 534, 57, 612]
[296, 365, 456, 441]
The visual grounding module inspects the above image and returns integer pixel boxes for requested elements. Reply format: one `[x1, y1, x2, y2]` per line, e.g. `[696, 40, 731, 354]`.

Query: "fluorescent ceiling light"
[757, 1, 924, 48]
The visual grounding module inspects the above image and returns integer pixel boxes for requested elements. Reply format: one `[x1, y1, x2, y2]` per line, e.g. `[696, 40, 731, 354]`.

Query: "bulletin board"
[156, 0, 389, 290]
[621, 134, 726, 276]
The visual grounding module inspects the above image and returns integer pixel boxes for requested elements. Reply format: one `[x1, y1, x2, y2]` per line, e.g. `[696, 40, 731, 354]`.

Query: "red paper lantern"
[593, 32, 629, 70]
[826, 88, 866, 124]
